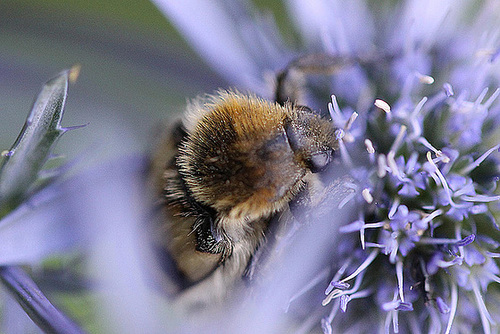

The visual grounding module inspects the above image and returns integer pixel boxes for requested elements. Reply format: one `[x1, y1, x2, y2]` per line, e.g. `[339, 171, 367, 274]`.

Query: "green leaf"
[0, 70, 70, 213]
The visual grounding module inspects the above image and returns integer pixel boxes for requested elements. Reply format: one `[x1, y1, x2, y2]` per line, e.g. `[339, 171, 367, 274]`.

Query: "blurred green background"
[0, 0, 288, 164]
[0, 0, 228, 164]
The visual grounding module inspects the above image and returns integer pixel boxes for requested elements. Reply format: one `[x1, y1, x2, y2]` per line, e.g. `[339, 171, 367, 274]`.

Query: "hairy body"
[150, 69, 340, 305]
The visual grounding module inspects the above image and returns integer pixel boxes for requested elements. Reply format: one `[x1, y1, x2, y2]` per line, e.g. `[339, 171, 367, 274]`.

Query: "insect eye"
[308, 151, 331, 173]
[295, 105, 314, 113]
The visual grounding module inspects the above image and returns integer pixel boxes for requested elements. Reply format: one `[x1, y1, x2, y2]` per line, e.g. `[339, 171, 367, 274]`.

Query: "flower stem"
[0, 265, 85, 334]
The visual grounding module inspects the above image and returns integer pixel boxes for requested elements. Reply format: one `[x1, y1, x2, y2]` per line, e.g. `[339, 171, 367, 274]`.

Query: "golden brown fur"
[150, 90, 338, 305]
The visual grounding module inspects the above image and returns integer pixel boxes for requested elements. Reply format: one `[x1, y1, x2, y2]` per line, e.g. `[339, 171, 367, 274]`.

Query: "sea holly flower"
[322, 80, 500, 333]
[130, 0, 500, 333]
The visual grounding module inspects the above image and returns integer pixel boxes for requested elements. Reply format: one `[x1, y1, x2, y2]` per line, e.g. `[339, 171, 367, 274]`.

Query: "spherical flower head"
[151, 0, 500, 333]
[324, 52, 500, 334]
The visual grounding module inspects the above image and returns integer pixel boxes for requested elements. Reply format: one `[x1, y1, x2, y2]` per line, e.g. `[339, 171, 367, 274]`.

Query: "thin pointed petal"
[0, 70, 70, 209]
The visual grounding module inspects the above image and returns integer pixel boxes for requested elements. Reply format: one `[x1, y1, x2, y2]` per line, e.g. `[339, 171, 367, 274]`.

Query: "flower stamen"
[416, 72, 435, 85]
[417, 235, 475, 246]
[471, 277, 495, 334]
[377, 154, 388, 178]
[364, 139, 375, 154]
[409, 97, 428, 138]
[459, 144, 500, 175]
[325, 258, 353, 295]
[444, 281, 458, 334]
[322, 250, 379, 305]
[361, 188, 373, 204]
[485, 252, 500, 258]
[374, 99, 391, 113]
[328, 95, 342, 118]
[474, 87, 489, 108]
[323, 269, 367, 305]
[421, 209, 443, 225]
[340, 289, 371, 312]
[344, 112, 358, 131]
[339, 251, 376, 284]
[418, 137, 443, 158]
[461, 194, 500, 202]
[484, 88, 500, 109]
[396, 259, 405, 302]
[388, 198, 400, 219]
[443, 83, 454, 97]
[426, 151, 465, 207]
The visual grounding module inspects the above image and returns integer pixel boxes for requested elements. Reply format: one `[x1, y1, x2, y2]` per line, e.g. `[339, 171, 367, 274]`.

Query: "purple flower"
[146, 1, 500, 333]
